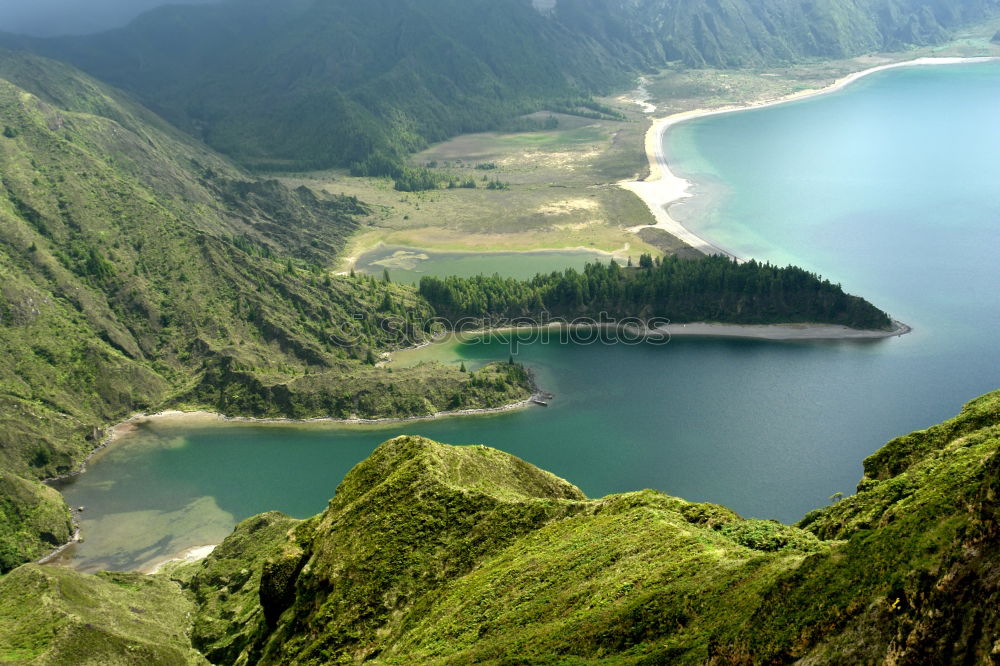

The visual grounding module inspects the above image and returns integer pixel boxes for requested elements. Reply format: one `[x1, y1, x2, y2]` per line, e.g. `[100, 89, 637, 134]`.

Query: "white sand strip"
[145, 544, 217, 574]
[621, 56, 1000, 259]
[654, 319, 910, 341]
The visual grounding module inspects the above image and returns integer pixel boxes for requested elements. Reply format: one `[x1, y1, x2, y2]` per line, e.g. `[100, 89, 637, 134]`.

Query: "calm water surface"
[59, 62, 1000, 571]
[354, 245, 618, 284]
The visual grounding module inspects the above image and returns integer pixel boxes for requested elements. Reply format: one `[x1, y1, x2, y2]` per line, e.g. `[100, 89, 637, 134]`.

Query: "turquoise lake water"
[57, 62, 1000, 572]
[354, 245, 619, 284]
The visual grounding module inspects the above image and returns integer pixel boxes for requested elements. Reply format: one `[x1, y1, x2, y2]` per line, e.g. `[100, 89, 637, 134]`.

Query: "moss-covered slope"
[185, 436, 590, 664]
[0, 473, 72, 572]
[179, 436, 825, 664]
[173, 393, 998, 664]
[0, 393, 998, 663]
[0, 564, 206, 665]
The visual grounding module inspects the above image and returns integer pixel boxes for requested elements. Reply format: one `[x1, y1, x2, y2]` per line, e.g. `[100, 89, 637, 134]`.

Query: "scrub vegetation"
[1, 393, 996, 663]
[419, 255, 894, 330]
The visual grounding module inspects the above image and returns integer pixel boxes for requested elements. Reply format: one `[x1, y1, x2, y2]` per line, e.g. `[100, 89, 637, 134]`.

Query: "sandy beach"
[396, 318, 911, 358]
[620, 56, 1000, 258]
[102, 395, 540, 437]
[145, 544, 217, 574]
[654, 319, 910, 341]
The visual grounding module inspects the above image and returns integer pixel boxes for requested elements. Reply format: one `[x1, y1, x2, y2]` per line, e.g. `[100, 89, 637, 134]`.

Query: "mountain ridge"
[4, 0, 998, 170]
[1, 391, 996, 663]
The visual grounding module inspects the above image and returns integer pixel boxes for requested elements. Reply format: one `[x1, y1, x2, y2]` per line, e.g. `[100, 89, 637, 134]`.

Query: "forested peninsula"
[420, 255, 894, 330]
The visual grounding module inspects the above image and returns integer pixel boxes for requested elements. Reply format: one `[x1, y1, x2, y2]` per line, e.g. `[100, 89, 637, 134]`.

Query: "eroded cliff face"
[1, 392, 998, 664]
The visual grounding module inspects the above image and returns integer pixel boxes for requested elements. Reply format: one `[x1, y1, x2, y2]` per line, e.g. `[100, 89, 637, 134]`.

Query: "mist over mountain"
[0, 0, 219, 37]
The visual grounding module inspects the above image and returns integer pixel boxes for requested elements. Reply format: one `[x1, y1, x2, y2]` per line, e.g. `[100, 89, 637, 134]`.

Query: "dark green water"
[354, 245, 618, 284]
[58, 62, 1000, 572]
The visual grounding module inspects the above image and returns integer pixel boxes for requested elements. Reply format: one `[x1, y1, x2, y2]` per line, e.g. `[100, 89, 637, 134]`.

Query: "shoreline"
[36, 393, 542, 568]
[47, 313, 910, 485]
[146, 545, 218, 574]
[620, 56, 1000, 258]
[651, 318, 910, 341]
[39, 315, 908, 569]
[403, 319, 910, 346]
[113, 396, 539, 431]
[71, 389, 544, 467]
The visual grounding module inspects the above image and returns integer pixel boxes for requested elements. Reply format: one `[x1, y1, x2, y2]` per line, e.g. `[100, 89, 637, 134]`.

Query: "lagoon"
[56, 61, 1000, 572]
[354, 245, 619, 284]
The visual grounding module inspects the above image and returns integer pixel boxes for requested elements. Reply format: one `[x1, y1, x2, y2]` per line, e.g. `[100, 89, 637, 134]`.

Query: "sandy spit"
[105, 395, 540, 434]
[620, 56, 1000, 259]
[394, 319, 911, 353]
[145, 545, 218, 574]
[653, 319, 911, 341]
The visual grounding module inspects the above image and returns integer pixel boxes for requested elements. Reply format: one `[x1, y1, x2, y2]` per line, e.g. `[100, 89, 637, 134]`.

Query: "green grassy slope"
[0, 392, 996, 662]
[0, 565, 207, 665]
[6, 0, 998, 171]
[0, 473, 72, 572]
[165, 391, 998, 663]
[0, 49, 532, 571]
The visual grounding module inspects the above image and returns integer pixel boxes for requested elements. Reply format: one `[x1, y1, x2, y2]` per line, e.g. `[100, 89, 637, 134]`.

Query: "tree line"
[418, 255, 893, 330]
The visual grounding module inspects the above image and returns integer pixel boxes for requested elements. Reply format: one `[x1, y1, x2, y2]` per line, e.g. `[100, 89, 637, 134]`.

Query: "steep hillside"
[4, 0, 998, 170]
[2, 392, 996, 663]
[0, 473, 71, 572]
[0, 565, 207, 664]
[0, 49, 532, 571]
[5, 0, 631, 171]
[555, 0, 1000, 68]
[175, 394, 999, 664]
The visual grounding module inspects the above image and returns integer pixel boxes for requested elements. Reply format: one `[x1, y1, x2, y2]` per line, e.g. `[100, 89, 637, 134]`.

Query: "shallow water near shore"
[57, 61, 1000, 571]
